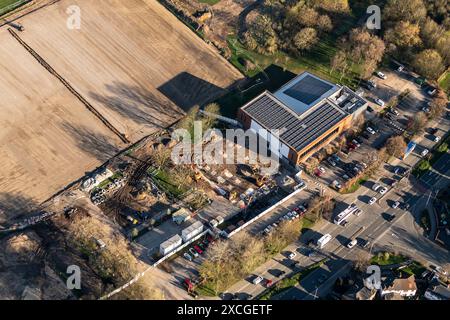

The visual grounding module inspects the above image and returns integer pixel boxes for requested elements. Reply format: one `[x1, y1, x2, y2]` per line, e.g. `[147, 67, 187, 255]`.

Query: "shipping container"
[159, 234, 182, 256]
[181, 221, 204, 242]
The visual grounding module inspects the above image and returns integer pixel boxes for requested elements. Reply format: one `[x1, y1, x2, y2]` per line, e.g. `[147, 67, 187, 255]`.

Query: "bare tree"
[385, 136, 407, 158]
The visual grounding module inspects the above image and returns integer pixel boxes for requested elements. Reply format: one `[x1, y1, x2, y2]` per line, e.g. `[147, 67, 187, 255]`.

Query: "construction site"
[0, 0, 242, 221]
[0, 0, 243, 299]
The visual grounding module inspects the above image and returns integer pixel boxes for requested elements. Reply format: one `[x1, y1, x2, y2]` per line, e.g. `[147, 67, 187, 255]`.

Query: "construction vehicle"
[194, 171, 202, 182]
[255, 175, 269, 187]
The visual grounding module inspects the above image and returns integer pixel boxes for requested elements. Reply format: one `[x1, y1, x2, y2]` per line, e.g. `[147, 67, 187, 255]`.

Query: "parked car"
[389, 108, 399, 116]
[372, 184, 381, 192]
[429, 127, 438, 135]
[183, 252, 193, 261]
[368, 197, 377, 205]
[252, 276, 264, 285]
[194, 245, 203, 254]
[354, 209, 362, 217]
[421, 149, 429, 157]
[379, 186, 388, 195]
[433, 136, 441, 142]
[265, 279, 273, 288]
[352, 139, 361, 148]
[392, 201, 400, 209]
[375, 98, 385, 107]
[422, 106, 430, 113]
[288, 252, 297, 259]
[376, 71, 387, 79]
[386, 214, 396, 222]
[366, 127, 376, 135]
[400, 203, 410, 210]
[327, 158, 337, 167]
[347, 239, 358, 249]
[366, 79, 377, 89]
[427, 87, 437, 96]
[189, 248, 199, 258]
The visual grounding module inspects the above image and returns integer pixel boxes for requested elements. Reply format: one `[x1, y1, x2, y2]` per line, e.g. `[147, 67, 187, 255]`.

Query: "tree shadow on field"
[158, 72, 228, 112]
[89, 82, 185, 129]
[61, 122, 121, 163]
[0, 193, 39, 226]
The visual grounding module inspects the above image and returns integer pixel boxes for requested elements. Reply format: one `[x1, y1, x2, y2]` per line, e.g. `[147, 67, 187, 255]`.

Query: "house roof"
[241, 91, 347, 152]
[384, 275, 417, 292]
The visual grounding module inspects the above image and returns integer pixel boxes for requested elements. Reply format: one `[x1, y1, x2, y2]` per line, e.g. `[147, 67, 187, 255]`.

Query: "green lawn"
[438, 70, 450, 96]
[0, 0, 27, 15]
[227, 34, 360, 88]
[370, 252, 407, 266]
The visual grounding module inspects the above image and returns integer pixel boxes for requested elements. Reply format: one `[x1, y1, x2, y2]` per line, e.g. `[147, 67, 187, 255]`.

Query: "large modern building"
[237, 72, 367, 166]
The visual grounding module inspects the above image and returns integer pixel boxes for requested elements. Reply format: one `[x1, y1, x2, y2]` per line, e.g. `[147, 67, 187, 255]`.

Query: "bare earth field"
[0, 0, 242, 221]
[0, 31, 126, 222]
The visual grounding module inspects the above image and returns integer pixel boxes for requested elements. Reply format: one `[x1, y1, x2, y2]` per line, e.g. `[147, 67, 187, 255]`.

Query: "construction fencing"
[0, 0, 30, 17]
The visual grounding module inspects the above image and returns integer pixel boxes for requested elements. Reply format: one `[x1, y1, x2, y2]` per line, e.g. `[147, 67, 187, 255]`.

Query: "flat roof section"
[274, 72, 339, 115]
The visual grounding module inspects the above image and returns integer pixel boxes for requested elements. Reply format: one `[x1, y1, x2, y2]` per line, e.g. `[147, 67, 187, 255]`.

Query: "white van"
[317, 234, 332, 249]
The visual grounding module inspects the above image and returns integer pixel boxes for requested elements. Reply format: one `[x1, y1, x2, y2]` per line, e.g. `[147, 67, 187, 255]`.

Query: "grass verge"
[370, 252, 407, 266]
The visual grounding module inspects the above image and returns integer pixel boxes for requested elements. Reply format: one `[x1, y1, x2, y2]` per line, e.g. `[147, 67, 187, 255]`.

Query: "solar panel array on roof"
[243, 92, 347, 152]
[283, 75, 333, 106]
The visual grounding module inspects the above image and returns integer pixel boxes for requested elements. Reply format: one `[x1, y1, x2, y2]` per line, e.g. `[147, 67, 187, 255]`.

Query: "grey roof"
[274, 72, 339, 115]
[242, 92, 347, 152]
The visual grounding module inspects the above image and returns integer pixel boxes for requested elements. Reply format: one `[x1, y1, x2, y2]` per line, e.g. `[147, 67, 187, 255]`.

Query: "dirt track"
[0, 0, 242, 221]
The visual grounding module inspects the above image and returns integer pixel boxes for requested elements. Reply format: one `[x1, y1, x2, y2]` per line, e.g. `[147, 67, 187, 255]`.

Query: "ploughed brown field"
[0, 0, 242, 221]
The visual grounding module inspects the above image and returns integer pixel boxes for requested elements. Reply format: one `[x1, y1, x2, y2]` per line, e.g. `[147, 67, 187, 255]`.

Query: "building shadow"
[158, 72, 229, 112]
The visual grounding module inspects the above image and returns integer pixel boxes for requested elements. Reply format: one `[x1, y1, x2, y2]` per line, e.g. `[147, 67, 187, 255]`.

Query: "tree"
[345, 28, 385, 77]
[384, 0, 427, 24]
[330, 50, 348, 75]
[413, 49, 445, 80]
[304, 157, 319, 174]
[429, 90, 448, 119]
[245, 15, 278, 54]
[202, 103, 221, 130]
[435, 33, 450, 66]
[385, 136, 407, 158]
[420, 18, 445, 49]
[317, 15, 333, 32]
[151, 144, 171, 169]
[293, 28, 318, 53]
[384, 21, 421, 49]
[407, 112, 428, 134]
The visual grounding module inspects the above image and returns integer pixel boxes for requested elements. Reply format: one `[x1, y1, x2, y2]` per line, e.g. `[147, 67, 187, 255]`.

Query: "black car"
[400, 203, 410, 210]
[386, 214, 396, 222]
[429, 127, 438, 135]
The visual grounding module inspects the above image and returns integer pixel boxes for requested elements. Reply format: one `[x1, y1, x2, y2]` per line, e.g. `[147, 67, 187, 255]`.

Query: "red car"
[184, 278, 194, 291]
[314, 169, 322, 177]
[194, 245, 203, 254]
[265, 279, 273, 288]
